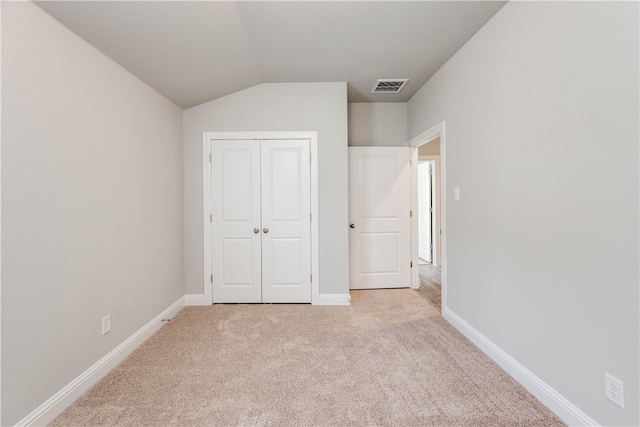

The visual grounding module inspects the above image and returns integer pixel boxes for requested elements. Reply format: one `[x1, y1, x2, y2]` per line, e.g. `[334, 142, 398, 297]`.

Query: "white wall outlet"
[453, 187, 460, 201]
[605, 373, 624, 408]
[102, 314, 111, 335]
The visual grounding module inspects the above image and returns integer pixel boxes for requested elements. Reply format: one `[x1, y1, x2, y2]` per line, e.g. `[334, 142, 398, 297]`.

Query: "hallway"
[416, 260, 441, 312]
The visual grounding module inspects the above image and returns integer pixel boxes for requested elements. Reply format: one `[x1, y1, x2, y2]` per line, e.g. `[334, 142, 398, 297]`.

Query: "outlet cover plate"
[605, 373, 624, 409]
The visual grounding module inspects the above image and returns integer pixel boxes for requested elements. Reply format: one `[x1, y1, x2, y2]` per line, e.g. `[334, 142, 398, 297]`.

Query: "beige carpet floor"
[51, 289, 565, 426]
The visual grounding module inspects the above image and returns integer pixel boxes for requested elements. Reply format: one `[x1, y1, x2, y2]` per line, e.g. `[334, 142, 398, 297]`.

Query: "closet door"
[261, 140, 311, 303]
[211, 140, 262, 303]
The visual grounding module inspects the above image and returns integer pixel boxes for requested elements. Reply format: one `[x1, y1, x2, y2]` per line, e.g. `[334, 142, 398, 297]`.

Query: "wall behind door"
[418, 137, 440, 155]
[348, 102, 407, 146]
[183, 82, 349, 296]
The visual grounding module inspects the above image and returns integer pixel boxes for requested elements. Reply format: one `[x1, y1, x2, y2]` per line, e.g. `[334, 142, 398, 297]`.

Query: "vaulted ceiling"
[37, 1, 507, 109]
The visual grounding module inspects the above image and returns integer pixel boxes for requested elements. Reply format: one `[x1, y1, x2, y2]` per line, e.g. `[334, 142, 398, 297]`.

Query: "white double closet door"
[211, 139, 311, 303]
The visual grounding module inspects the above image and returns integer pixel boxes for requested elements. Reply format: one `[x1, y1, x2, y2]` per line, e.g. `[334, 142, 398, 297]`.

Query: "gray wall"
[183, 83, 349, 296]
[1, 3, 185, 424]
[348, 102, 407, 146]
[407, 2, 639, 426]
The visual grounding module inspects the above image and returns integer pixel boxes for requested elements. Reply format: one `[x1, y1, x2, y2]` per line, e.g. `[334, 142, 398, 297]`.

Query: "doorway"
[409, 122, 445, 312]
[417, 154, 441, 267]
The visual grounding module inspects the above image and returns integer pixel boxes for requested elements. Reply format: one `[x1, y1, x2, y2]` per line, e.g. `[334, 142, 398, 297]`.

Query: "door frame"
[408, 122, 447, 310]
[203, 131, 320, 305]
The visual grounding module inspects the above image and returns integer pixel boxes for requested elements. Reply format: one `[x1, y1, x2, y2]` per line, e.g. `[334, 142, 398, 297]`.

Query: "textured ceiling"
[37, 1, 507, 109]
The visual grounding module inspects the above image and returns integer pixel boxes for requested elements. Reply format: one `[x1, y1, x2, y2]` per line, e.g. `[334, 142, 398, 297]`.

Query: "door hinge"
[210, 274, 213, 283]
[210, 214, 212, 223]
[310, 213, 312, 222]
[410, 210, 413, 217]
[310, 152, 312, 163]
[410, 261, 413, 268]
[310, 274, 312, 282]
[209, 153, 212, 162]
[409, 159, 412, 166]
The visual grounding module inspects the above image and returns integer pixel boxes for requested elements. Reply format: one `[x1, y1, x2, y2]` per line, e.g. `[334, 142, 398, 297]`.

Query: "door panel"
[221, 239, 255, 285]
[269, 150, 301, 221]
[221, 149, 254, 221]
[361, 232, 400, 273]
[271, 238, 302, 285]
[211, 140, 262, 303]
[261, 140, 311, 303]
[349, 147, 410, 290]
[360, 156, 400, 218]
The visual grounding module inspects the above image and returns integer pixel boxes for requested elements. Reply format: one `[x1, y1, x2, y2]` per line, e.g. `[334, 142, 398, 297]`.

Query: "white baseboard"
[185, 293, 209, 306]
[443, 307, 599, 427]
[16, 296, 185, 427]
[186, 293, 351, 306]
[314, 293, 351, 306]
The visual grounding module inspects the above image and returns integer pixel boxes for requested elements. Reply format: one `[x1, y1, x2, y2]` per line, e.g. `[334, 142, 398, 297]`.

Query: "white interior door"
[261, 140, 311, 303]
[211, 140, 262, 303]
[349, 147, 411, 290]
[211, 139, 311, 303]
[418, 161, 432, 262]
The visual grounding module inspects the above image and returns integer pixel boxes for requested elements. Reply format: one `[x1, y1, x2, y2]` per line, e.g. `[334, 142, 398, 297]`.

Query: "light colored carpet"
[51, 289, 565, 426]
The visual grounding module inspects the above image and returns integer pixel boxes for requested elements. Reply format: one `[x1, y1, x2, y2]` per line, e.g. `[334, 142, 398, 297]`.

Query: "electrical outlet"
[102, 314, 111, 336]
[605, 373, 624, 409]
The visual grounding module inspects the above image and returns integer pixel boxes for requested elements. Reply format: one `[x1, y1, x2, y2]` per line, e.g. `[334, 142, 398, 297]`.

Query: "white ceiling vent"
[371, 79, 409, 94]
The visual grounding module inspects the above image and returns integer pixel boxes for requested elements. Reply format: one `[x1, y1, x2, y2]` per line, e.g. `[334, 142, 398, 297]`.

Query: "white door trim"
[408, 122, 446, 307]
[203, 131, 320, 305]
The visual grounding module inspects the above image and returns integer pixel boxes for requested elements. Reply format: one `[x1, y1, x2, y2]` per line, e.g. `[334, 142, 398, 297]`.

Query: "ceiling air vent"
[371, 79, 409, 94]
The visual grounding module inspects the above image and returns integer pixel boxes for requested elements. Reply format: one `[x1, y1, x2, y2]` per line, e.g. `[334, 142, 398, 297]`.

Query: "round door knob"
[349, 223, 355, 229]
[254, 228, 260, 233]
[263, 228, 269, 233]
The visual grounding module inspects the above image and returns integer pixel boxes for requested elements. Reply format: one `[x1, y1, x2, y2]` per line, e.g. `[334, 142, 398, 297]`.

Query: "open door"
[418, 161, 432, 263]
[348, 147, 411, 290]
